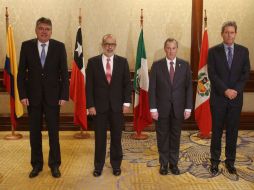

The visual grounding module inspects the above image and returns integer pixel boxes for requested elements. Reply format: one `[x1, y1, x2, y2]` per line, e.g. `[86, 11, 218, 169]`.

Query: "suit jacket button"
[41, 73, 44, 76]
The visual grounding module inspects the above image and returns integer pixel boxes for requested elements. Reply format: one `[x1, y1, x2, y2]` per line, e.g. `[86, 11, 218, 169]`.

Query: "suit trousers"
[28, 102, 61, 169]
[210, 104, 241, 165]
[156, 108, 182, 166]
[94, 111, 124, 171]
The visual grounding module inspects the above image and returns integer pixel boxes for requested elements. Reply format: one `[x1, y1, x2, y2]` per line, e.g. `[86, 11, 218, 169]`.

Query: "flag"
[69, 26, 87, 129]
[195, 29, 212, 137]
[133, 29, 152, 135]
[3, 25, 24, 128]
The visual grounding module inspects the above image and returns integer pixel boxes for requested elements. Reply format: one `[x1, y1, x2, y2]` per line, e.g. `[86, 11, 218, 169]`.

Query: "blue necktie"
[40, 44, 46, 67]
[227, 47, 233, 69]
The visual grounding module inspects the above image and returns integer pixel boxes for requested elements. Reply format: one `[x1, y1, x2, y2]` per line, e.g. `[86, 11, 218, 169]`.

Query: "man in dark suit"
[208, 21, 250, 175]
[149, 38, 193, 175]
[17, 17, 69, 178]
[86, 34, 131, 177]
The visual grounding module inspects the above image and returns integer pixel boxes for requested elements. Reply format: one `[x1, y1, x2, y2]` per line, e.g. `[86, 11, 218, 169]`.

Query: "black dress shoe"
[169, 165, 180, 175]
[29, 167, 42, 178]
[93, 170, 102, 177]
[113, 168, 121, 176]
[159, 165, 168, 175]
[225, 163, 237, 174]
[210, 164, 219, 175]
[51, 167, 61, 178]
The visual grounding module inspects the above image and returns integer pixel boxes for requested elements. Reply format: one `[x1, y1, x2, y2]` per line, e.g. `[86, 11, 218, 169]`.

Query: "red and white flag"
[70, 26, 87, 129]
[195, 29, 212, 138]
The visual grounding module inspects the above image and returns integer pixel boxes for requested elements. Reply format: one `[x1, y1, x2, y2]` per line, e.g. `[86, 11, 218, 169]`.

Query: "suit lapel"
[219, 43, 230, 71]
[230, 44, 239, 70]
[98, 54, 109, 84]
[161, 58, 171, 86]
[33, 39, 42, 68]
[43, 40, 53, 69]
[173, 58, 181, 87]
[111, 55, 119, 85]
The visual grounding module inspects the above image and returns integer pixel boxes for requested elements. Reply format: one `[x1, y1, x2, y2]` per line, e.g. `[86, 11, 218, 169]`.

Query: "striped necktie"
[40, 44, 46, 67]
[106, 58, 111, 84]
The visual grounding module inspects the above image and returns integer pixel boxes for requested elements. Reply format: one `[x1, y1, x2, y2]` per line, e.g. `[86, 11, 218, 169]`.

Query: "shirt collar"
[102, 54, 114, 62]
[38, 40, 49, 47]
[166, 57, 176, 65]
[223, 43, 234, 50]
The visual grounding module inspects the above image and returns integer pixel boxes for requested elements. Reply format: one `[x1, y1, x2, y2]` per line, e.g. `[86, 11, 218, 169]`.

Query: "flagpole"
[4, 7, 22, 140]
[73, 8, 90, 139]
[131, 9, 149, 140]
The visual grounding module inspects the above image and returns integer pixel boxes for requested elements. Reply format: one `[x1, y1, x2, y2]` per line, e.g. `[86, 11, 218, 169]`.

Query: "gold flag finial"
[204, 9, 207, 29]
[140, 9, 143, 28]
[79, 8, 82, 26]
[5, 7, 9, 32]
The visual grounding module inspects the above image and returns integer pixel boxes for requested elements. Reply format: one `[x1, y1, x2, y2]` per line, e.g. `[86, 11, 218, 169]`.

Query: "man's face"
[102, 36, 116, 57]
[221, 26, 236, 46]
[164, 41, 178, 60]
[35, 23, 52, 43]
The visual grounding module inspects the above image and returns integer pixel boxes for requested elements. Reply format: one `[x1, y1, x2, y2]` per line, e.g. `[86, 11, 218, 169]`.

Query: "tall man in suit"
[17, 17, 69, 178]
[208, 21, 250, 175]
[149, 38, 193, 175]
[86, 34, 131, 177]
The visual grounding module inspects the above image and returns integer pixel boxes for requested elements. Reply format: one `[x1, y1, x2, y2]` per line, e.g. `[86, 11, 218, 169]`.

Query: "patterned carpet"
[0, 131, 254, 190]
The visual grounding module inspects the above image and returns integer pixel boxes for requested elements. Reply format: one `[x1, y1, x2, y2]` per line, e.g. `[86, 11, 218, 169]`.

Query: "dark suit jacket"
[207, 43, 250, 107]
[86, 54, 131, 113]
[17, 39, 69, 106]
[149, 58, 193, 119]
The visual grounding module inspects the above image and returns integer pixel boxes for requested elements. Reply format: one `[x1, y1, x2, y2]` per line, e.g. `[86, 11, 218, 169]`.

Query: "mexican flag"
[195, 29, 212, 138]
[133, 29, 152, 135]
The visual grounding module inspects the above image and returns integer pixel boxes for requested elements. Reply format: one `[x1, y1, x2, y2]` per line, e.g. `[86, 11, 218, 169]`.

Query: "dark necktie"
[40, 44, 46, 67]
[169, 61, 174, 84]
[228, 46, 233, 69]
[106, 58, 111, 84]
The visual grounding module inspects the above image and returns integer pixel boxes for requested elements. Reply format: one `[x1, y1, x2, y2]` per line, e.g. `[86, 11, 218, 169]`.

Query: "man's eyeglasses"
[103, 43, 116, 47]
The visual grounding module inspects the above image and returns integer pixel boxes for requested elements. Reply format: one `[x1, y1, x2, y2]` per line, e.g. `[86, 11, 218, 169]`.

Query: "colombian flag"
[3, 25, 23, 128]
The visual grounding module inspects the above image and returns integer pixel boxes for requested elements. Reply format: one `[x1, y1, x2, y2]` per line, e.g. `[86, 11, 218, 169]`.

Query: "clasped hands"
[224, 89, 238, 100]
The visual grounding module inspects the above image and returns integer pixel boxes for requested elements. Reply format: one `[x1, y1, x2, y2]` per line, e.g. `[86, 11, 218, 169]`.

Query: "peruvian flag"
[133, 29, 152, 135]
[70, 26, 87, 129]
[195, 29, 212, 138]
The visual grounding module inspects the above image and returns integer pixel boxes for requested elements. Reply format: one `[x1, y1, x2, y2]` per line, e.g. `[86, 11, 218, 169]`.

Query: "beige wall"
[0, 0, 253, 114]
[0, 0, 192, 70]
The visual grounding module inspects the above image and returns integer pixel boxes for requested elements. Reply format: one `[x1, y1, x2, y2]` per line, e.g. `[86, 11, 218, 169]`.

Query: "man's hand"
[88, 107, 96, 116]
[225, 89, 238, 100]
[21, 98, 29, 106]
[59, 100, 66, 106]
[151, 112, 159, 120]
[123, 106, 130, 114]
[184, 111, 191, 120]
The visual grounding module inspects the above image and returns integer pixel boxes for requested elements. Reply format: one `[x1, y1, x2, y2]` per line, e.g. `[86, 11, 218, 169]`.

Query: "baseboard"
[0, 112, 253, 131]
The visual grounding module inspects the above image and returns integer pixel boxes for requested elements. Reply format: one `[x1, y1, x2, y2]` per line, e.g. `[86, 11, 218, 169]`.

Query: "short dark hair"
[164, 38, 178, 48]
[221, 21, 237, 33]
[36, 17, 52, 27]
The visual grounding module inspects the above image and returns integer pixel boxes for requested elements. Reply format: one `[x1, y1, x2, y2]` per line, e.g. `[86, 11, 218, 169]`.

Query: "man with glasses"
[86, 34, 131, 177]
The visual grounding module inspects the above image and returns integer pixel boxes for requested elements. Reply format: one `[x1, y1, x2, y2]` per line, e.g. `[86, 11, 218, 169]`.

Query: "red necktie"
[169, 61, 174, 84]
[106, 58, 111, 84]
